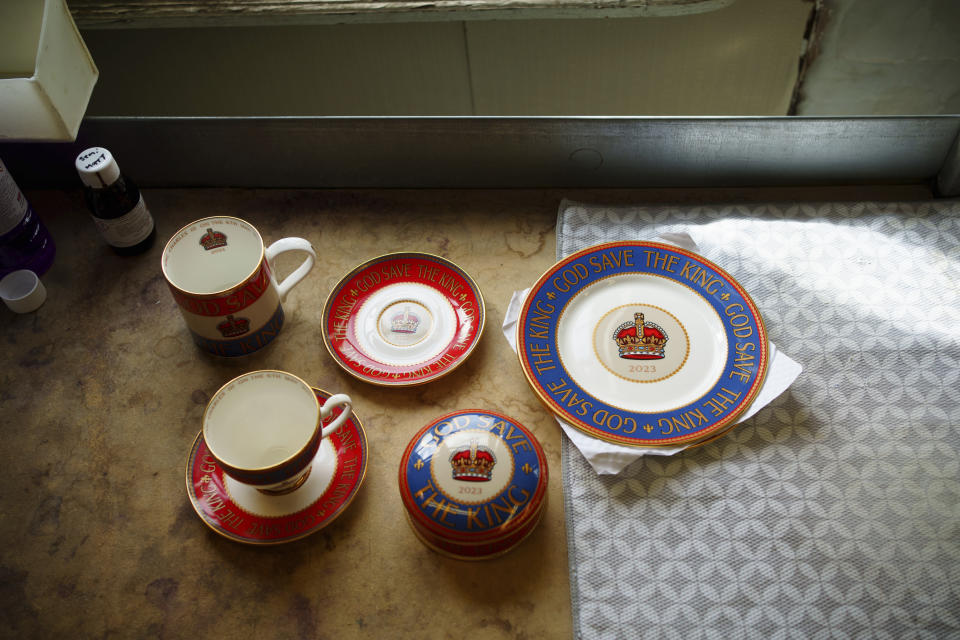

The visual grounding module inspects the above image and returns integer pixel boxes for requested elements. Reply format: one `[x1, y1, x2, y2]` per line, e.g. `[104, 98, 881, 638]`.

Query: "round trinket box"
[398, 410, 548, 560]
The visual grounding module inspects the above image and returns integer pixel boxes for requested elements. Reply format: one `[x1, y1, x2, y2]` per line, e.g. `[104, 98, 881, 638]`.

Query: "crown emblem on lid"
[390, 307, 420, 334]
[199, 228, 228, 251]
[613, 312, 668, 360]
[449, 440, 496, 482]
[217, 314, 250, 338]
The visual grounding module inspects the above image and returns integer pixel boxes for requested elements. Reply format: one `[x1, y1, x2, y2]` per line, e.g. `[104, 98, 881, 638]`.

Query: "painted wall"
[796, 0, 960, 115]
[80, 0, 811, 116]
[77, 0, 960, 117]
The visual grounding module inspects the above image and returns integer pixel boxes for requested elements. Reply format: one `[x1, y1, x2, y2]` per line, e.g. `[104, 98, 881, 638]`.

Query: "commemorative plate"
[185, 388, 368, 545]
[322, 253, 484, 386]
[517, 241, 768, 448]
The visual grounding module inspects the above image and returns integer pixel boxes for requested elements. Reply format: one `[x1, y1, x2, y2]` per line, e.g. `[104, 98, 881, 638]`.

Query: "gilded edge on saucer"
[321, 252, 485, 387]
[184, 388, 368, 545]
[516, 241, 769, 448]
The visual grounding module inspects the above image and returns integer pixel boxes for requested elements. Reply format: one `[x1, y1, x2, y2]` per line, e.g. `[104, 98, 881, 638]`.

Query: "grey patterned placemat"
[558, 200, 960, 639]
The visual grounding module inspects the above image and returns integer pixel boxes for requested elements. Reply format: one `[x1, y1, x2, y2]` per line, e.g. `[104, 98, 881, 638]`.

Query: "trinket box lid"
[398, 410, 548, 544]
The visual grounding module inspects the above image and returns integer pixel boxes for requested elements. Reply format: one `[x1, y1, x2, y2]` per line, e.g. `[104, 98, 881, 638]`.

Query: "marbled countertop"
[1, 185, 931, 638]
[2, 188, 567, 639]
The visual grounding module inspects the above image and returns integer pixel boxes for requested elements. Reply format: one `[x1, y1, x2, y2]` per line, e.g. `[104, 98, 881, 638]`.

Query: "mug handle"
[264, 238, 317, 302]
[319, 393, 352, 439]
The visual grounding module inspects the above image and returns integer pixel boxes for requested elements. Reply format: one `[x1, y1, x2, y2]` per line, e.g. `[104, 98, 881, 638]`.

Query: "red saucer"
[321, 253, 485, 386]
[185, 388, 368, 545]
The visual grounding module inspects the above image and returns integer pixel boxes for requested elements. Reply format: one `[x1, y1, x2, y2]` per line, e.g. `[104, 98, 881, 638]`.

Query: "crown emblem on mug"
[217, 314, 251, 338]
[199, 228, 228, 251]
[390, 308, 420, 334]
[449, 440, 496, 482]
[613, 312, 668, 360]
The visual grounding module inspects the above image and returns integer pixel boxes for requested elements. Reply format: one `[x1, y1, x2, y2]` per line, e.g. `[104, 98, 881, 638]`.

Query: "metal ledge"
[1, 116, 958, 192]
[937, 129, 960, 197]
[70, 0, 733, 28]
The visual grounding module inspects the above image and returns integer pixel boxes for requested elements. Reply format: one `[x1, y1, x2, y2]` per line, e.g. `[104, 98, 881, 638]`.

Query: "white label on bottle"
[93, 196, 154, 247]
[0, 159, 29, 236]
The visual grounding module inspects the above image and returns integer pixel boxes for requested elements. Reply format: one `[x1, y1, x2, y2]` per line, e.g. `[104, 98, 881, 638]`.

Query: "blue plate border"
[517, 241, 768, 447]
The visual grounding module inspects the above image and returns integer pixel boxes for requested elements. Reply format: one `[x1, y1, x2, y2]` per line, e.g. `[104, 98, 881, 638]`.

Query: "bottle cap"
[75, 147, 121, 188]
[0, 269, 47, 314]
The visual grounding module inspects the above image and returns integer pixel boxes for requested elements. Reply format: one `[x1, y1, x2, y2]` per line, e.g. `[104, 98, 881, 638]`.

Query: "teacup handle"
[265, 238, 317, 302]
[319, 393, 352, 439]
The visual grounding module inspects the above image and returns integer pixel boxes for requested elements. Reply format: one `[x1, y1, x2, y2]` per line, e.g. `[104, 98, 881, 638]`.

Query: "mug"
[162, 216, 316, 357]
[202, 370, 352, 495]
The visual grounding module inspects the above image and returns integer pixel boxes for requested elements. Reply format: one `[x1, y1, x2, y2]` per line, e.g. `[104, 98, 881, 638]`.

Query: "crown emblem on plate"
[391, 307, 420, 334]
[449, 440, 496, 482]
[199, 228, 228, 251]
[613, 312, 668, 360]
[217, 314, 250, 338]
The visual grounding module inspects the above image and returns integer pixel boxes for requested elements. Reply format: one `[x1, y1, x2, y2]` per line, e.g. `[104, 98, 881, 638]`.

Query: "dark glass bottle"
[75, 147, 156, 256]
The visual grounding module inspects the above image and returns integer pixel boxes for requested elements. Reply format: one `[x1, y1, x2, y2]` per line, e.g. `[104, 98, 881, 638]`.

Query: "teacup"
[162, 216, 316, 357]
[202, 370, 352, 495]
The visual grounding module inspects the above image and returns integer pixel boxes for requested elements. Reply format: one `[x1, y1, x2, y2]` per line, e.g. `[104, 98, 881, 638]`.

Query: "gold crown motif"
[390, 307, 420, 334]
[217, 314, 250, 338]
[613, 312, 668, 360]
[200, 228, 228, 251]
[449, 440, 496, 482]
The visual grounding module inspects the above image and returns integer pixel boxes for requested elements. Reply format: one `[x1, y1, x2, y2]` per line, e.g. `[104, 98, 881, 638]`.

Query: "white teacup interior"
[204, 371, 319, 470]
[163, 217, 264, 294]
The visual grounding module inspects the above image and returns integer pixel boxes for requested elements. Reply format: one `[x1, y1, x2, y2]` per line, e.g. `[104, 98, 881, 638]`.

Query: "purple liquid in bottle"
[0, 205, 56, 278]
[0, 158, 56, 278]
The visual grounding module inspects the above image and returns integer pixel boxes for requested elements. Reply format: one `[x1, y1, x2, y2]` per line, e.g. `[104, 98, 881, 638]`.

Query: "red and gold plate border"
[321, 253, 485, 387]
